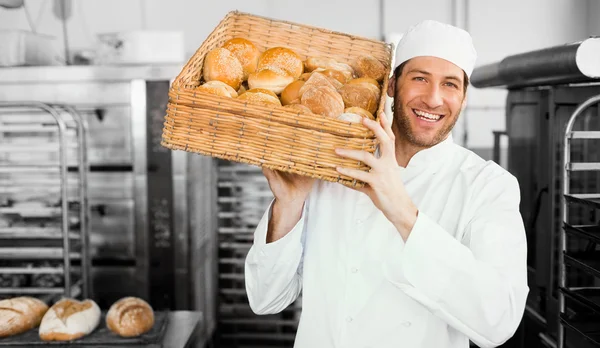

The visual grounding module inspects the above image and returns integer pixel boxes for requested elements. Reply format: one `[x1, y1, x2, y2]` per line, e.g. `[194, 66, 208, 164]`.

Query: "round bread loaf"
[257, 47, 304, 79]
[283, 104, 313, 113]
[351, 54, 387, 82]
[238, 88, 282, 106]
[39, 298, 101, 341]
[197, 80, 239, 98]
[222, 38, 261, 80]
[305, 57, 355, 81]
[344, 107, 375, 120]
[298, 72, 338, 99]
[337, 113, 364, 123]
[348, 77, 380, 88]
[106, 297, 154, 338]
[248, 69, 295, 94]
[203, 48, 244, 90]
[319, 69, 350, 84]
[280, 80, 305, 105]
[301, 85, 344, 118]
[338, 83, 380, 114]
[0, 297, 48, 338]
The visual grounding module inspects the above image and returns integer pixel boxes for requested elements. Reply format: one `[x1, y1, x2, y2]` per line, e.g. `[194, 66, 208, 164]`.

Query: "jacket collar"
[403, 133, 454, 170]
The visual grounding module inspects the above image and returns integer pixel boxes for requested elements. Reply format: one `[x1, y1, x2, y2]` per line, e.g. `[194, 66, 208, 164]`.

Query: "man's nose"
[422, 84, 443, 109]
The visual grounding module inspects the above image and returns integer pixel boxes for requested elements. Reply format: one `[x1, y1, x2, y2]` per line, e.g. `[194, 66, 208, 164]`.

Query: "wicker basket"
[162, 11, 394, 187]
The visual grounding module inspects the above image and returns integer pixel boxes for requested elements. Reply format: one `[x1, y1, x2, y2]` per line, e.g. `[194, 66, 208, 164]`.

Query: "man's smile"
[412, 108, 445, 123]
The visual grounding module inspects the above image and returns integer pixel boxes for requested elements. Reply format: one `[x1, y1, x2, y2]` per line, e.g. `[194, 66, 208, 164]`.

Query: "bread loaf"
[305, 57, 355, 81]
[337, 113, 364, 123]
[319, 69, 350, 84]
[344, 107, 375, 120]
[222, 38, 261, 80]
[280, 80, 305, 105]
[39, 298, 100, 341]
[247, 69, 294, 94]
[351, 54, 387, 82]
[348, 77, 380, 88]
[298, 72, 338, 99]
[257, 47, 304, 79]
[106, 297, 154, 338]
[0, 297, 48, 338]
[301, 85, 344, 118]
[197, 80, 239, 98]
[238, 88, 282, 107]
[283, 104, 313, 114]
[338, 83, 381, 114]
[203, 48, 244, 90]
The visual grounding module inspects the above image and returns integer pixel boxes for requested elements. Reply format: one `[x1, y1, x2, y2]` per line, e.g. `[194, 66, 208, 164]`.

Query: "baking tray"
[0, 311, 168, 347]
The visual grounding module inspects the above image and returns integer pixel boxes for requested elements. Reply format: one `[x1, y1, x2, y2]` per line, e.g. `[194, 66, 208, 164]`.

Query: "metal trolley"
[559, 94, 600, 348]
[0, 101, 91, 302]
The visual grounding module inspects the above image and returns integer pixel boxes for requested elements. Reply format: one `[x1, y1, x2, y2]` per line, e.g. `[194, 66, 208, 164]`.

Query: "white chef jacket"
[245, 135, 529, 348]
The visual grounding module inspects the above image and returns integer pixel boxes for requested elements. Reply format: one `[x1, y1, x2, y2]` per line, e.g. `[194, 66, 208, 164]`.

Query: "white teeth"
[414, 109, 442, 121]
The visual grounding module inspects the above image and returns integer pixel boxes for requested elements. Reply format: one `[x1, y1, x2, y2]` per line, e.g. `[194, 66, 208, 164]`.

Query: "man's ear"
[387, 74, 396, 98]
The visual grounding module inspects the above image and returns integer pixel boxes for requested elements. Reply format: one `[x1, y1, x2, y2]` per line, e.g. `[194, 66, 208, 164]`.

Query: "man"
[245, 20, 529, 348]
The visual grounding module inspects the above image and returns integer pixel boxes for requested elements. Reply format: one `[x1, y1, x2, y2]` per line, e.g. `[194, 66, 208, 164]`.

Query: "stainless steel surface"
[130, 79, 149, 300]
[559, 94, 600, 348]
[471, 38, 600, 88]
[172, 149, 189, 309]
[0, 65, 181, 83]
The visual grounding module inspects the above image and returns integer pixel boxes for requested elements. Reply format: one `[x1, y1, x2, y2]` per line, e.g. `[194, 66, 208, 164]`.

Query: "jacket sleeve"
[382, 172, 529, 348]
[244, 198, 308, 315]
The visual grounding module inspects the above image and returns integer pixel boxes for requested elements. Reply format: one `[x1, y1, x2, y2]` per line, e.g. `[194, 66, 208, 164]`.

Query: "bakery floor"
[0, 311, 204, 348]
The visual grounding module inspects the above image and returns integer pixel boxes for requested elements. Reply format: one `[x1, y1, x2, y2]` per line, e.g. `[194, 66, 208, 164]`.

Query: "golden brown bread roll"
[348, 77, 380, 88]
[196, 80, 239, 98]
[298, 72, 338, 99]
[305, 57, 355, 81]
[338, 83, 380, 114]
[301, 85, 344, 118]
[257, 47, 304, 79]
[344, 107, 375, 120]
[0, 297, 48, 338]
[337, 113, 364, 123]
[351, 54, 387, 82]
[238, 88, 282, 106]
[280, 80, 305, 105]
[39, 298, 101, 341]
[283, 104, 313, 113]
[299, 71, 343, 89]
[222, 37, 261, 80]
[203, 48, 244, 90]
[247, 69, 295, 94]
[106, 297, 154, 338]
[319, 69, 350, 84]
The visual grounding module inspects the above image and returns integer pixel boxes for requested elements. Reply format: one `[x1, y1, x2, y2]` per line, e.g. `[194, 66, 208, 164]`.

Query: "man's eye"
[413, 77, 426, 82]
[445, 82, 458, 88]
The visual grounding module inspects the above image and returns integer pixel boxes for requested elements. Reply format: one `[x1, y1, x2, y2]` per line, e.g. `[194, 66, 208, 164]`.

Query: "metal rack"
[0, 101, 90, 302]
[559, 94, 600, 348]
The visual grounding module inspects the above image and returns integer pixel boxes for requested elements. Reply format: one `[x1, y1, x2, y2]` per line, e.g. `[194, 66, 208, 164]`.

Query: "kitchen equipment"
[0, 30, 59, 67]
[0, 101, 90, 301]
[95, 30, 185, 65]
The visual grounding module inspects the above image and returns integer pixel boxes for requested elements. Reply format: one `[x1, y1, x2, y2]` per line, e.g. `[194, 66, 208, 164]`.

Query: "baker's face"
[388, 56, 466, 148]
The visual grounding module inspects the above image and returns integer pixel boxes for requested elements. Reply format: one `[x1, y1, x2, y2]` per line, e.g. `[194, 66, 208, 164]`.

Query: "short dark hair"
[392, 60, 469, 94]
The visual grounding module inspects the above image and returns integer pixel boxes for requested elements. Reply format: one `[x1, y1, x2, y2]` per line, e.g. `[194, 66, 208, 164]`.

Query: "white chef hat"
[393, 20, 477, 77]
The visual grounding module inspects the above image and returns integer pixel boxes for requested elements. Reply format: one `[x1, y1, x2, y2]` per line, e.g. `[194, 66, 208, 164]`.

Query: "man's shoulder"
[450, 144, 518, 188]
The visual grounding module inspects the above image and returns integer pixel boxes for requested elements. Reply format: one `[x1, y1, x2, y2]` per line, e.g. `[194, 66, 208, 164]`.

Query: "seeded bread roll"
[301, 85, 344, 118]
[0, 297, 48, 338]
[39, 298, 101, 341]
[351, 54, 387, 82]
[257, 47, 304, 79]
[248, 69, 295, 94]
[238, 88, 282, 106]
[222, 37, 261, 80]
[203, 48, 244, 90]
[197, 80, 239, 98]
[106, 297, 154, 338]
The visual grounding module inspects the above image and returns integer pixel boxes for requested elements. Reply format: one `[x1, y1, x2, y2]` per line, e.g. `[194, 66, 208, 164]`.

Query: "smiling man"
[245, 20, 529, 348]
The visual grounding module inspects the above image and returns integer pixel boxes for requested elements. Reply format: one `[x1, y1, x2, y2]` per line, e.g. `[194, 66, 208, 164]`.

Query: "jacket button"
[351, 267, 358, 274]
[403, 321, 412, 327]
[346, 316, 353, 323]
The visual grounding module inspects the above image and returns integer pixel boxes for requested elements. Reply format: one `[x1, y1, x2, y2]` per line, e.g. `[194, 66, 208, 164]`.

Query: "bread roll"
[248, 69, 295, 94]
[299, 71, 343, 89]
[337, 113, 364, 123]
[257, 47, 304, 79]
[280, 80, 305, 105]
[301, 85, 344, 118]
[222, 38, 261, 80]
[305, 57, 355, 81]
[0, 297, 48, 338]
[348, 77, 380, 88]
[39, 298, 100, 341]
[351, 54, 387, 82]
[238, 88, 282, 106]
[283, 104, 313, 113]
[344, 107, 375, 120]
[106, 297, 154, 338]
[203, 48, 244, 90]
[338, 83, 381, 114]
[197, 80, 239, 98]
[319, 69, 350, 84]
[298, 72, 337, 98]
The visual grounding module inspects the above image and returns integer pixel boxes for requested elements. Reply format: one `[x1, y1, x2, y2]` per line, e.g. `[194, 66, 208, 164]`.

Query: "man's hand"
[262, 168, 316, 243]
[335, 112, 418, 241]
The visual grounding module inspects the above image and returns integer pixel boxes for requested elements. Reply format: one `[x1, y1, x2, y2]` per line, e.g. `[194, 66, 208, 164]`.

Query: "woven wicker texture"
[162, 11, 393, 187]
